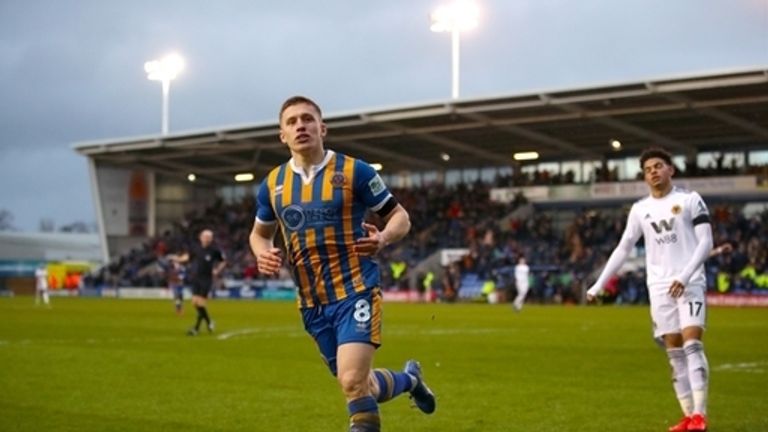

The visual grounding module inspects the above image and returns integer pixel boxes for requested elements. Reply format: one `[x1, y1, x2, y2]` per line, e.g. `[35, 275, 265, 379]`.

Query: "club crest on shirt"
[330, 172, 346, 187]
[671, 205, 682, 215]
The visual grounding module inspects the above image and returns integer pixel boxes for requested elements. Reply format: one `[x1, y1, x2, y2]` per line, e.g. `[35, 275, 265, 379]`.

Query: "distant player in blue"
[249, 96, 436, 432]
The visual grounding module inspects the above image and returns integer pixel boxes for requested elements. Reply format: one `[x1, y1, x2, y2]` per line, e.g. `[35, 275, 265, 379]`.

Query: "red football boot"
[668, 416, 691, 432]
[687, 414, 707, 431]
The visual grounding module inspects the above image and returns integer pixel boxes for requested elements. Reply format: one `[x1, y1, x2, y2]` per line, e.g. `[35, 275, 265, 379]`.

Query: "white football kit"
[35, 267, 48, 291]
[35, 267, 50, 306]
[513, 263, 530, 311]
[591, 187, 713, 337]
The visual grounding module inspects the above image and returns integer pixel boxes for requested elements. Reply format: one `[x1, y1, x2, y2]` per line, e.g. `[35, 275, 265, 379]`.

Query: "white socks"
[667, 340, 710, 417]
[684, 340, 709, 415]
[667, 347, 693, 416]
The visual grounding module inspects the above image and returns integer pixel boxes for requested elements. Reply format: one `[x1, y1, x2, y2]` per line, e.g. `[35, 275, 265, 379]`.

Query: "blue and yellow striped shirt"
[255, 150, 393, 308]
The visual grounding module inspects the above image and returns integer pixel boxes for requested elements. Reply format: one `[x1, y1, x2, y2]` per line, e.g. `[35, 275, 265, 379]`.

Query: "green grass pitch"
[0, 297, 766, 431]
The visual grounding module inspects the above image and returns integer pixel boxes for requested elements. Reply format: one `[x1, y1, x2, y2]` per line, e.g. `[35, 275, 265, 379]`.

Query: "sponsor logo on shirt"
[650, 217, 678, 245]
[281, 204, 341, 231]
[651, 217, 675, 234]
[368, 174, 386, 196]
[281, 205, 306, 230]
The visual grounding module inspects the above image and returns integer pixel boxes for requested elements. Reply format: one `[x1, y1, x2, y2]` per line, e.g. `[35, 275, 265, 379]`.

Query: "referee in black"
[174, 229, 226, 336]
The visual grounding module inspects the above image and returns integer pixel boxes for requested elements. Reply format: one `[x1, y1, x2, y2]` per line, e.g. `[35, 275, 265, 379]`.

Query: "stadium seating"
[85, 168, 768, 305]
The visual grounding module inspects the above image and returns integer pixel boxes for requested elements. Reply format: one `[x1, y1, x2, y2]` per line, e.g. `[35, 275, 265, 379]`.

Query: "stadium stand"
[83, 164, 768, 307]
[74, 68, 768, 304]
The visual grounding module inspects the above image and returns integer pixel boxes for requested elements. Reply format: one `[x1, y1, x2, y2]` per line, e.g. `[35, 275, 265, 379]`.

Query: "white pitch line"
[390, 328, 513, 336]
[713, 361, 767, 373]
[216, 326, 301, 340]
[0, 326, 516, 346]
[215, 326, 514, 341]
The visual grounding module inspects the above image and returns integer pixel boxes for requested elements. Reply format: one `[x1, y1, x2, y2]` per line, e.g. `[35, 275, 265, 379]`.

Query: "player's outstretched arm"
[586, 238, 634, 302]
[709, 242, 732, 257]
[168, 252, 189, 264]
[586, 210, 642, 302]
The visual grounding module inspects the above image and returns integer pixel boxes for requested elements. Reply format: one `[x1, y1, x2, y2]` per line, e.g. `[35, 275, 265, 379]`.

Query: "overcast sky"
[0, 0, 766, 231]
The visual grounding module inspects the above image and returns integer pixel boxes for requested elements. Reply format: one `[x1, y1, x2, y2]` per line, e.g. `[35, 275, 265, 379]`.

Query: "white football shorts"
[649, 283, 707, 339]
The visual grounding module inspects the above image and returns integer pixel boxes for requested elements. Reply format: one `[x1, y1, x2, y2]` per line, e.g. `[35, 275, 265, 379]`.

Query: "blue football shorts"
[301, 288, 382, 376]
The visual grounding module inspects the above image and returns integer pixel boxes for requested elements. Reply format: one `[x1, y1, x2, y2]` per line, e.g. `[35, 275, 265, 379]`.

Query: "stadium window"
[697, 151, 745, 172]
[445, 169, 462, 186]
[749, 150, 768, 165]
[537, 162, 560, 176]
[727, 152, 745, 169]
[462, 168, 479, 184]
[401, 174, 410, 188]
[392, 173, 410, 188]
[623, 157, 641, 180]
[520, 164, 536, 176]
[218, 186, 233, 202]
[720, 152, 744, 170]
[402, 173, 415, 188]
[583, 160, 601, 182]
[411, 173, 423, 188]
[480, 167, 496, 184]
[435, 170, 446, 185]
[672, 155, 686, 174]
[219, 185, 248, 203]
[607, 159, 625, 180]
[156, 181, 191, 201]
[697, 152, 714, 169]
[422, 171, 438, 187]
[561, 161, 581, 182]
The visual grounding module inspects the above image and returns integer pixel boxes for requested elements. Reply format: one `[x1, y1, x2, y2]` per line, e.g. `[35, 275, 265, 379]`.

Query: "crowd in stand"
[88, 163, 768, 306]
[706, 204, 768, 293]
[446, 201, 768, 305]
[85, 197, 259, 290]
